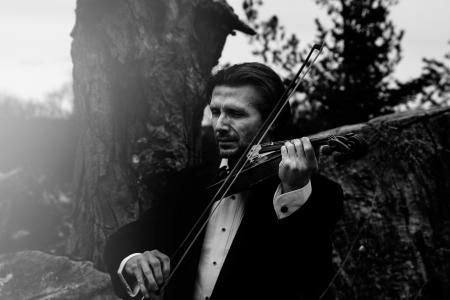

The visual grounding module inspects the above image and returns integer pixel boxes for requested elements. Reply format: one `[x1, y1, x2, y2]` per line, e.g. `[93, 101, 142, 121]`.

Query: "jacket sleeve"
[273, 174, 344, 298]
[103, 163, 218, 299]
[104, 209, 158, 299]
[276, 173, 344, 236]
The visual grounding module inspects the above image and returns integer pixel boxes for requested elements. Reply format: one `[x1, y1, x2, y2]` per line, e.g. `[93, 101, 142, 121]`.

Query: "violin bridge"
[247, 144, 262, 163]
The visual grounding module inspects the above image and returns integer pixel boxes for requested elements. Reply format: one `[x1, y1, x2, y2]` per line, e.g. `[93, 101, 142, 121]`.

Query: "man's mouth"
[216, 135, 236, 141]
[218, 139, 235, 142]
[217, 139, 237, 148]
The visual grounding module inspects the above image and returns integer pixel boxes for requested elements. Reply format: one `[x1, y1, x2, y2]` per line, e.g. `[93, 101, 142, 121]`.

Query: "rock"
[0, 170, 72, 255]
[317, 106, 450, 299]
[0, 251, 118, 300]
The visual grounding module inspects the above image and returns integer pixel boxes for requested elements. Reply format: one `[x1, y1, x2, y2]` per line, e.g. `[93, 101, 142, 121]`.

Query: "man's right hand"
[124, 250, 170, 299]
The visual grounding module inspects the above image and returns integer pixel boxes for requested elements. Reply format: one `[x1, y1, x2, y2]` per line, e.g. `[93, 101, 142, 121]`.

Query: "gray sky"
[0, 0, 449, 103]
[222, 0, 450, 79]
[0, 0, 74, 101]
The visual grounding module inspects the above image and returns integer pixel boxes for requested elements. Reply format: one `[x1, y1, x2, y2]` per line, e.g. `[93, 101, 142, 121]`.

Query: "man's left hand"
[278, 137, 318, 193]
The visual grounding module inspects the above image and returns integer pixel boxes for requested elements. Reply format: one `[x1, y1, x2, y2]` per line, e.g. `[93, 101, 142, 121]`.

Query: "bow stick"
[161, 42, 325, 291]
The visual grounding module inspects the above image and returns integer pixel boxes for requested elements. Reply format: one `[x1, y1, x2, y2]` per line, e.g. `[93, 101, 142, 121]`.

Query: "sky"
[0, 0, 74, 102]
[0, 0, 449, 104]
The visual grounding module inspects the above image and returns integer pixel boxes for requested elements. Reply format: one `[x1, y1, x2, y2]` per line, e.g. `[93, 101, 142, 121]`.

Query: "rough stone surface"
[0, 251, 118, 300]
[315, 106, 450, 300]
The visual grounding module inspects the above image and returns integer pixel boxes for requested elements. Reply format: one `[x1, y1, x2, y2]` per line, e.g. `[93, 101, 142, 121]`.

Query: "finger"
[292, 139, 305, 159]
[285, 141, 296, 158]
[152, 250, 171, 280]
[320, 145, 332, 155]
[318, 145, 326, 163]
[140, 259, 158, 294]
[281, 145, 288, 161]
[134, 264, 150, 298]
[147, 253, 164, 287]
[302, 137, 318, 169]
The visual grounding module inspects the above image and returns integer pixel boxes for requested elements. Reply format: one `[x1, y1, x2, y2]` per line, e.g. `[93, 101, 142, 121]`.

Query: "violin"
[206, 132, 367, 197]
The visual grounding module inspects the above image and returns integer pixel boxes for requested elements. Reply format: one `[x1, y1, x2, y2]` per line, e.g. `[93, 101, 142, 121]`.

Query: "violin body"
[206, 132, 367, 197]
[207, 153, 281, 198]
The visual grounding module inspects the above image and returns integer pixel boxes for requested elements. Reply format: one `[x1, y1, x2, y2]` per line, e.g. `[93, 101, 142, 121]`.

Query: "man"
[104, 63, 343, 300]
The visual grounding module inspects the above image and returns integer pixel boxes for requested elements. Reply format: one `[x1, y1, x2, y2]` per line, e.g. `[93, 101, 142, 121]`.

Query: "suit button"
[280, 205, 288, 213]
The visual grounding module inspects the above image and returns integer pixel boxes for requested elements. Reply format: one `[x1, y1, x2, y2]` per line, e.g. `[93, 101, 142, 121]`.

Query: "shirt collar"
[219, 158, 229, 170]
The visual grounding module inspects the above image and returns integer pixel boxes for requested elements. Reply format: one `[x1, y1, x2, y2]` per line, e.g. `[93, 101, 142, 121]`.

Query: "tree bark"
[68, 0, 254, 267]
[315, 106, 450, 299]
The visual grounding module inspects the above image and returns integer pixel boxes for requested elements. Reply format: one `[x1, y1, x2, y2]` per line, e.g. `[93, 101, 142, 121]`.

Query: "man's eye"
[210, 109, 220, 116]
[229, 111, 245, 118]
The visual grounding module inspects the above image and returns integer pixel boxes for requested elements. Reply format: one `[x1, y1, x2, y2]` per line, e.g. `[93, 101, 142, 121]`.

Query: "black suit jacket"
[104, 168, 343, 300]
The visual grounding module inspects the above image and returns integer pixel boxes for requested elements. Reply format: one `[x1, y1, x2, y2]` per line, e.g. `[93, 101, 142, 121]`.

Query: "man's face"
[210, 85, 264, 159]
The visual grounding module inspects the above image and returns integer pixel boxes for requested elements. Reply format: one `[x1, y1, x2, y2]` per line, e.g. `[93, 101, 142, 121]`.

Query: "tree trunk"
[68, 0, 254, 267]
[315, 106, 450, 299]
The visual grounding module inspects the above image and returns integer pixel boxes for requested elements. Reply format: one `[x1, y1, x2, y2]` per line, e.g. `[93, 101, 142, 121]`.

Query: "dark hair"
[206, 62, 292, 140]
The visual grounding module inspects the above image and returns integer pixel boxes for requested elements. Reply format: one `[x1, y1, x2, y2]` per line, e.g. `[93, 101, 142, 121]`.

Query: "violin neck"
[258, 135, 331, 154]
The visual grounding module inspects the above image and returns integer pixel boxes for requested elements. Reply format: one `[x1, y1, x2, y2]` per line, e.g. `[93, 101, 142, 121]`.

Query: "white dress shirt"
[118, 159, 312, 299]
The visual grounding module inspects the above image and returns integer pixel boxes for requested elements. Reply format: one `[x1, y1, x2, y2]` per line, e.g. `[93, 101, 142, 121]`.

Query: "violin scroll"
[321, 133, 367, 159]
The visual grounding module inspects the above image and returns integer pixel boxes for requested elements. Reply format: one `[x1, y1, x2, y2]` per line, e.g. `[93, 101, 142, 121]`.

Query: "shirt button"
[221, 227, 226, 232]
[205, 297, 209, 300]
[280, 205, 288, 213]
[213, 261, 217, 266]
[230, 195, 236, 200]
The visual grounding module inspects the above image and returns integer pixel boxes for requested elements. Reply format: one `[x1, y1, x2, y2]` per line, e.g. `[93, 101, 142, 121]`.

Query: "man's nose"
[215, 113, 230, 130]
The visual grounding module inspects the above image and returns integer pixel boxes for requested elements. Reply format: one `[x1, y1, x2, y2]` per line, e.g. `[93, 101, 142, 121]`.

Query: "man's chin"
[219, 149, 236, 158]
[218, 147, 241, 159]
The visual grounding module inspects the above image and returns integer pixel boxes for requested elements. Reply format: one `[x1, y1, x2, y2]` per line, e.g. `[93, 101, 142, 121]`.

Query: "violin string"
[162, 43, 325, 289]
[259, 137, 328, 153]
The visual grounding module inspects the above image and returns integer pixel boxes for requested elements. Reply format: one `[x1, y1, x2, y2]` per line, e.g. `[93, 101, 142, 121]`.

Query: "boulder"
[0, 251, 118, 300]
[316, 106, 450, 299]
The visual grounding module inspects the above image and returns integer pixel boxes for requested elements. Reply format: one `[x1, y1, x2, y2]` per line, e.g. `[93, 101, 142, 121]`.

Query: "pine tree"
[393, 41, 450, 110]
[243, 0, 404, 134]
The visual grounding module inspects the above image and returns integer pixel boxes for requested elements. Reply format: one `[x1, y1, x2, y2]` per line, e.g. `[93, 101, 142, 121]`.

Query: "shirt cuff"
[117, 253, 142, 297]
[273, 181, 312, 219]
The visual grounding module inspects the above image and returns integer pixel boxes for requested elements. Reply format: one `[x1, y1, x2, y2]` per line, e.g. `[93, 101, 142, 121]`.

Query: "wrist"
[281, 180, 309, 193]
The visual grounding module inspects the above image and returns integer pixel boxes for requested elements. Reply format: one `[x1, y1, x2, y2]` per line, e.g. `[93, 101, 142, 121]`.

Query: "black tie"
[216, 165, 229, 180]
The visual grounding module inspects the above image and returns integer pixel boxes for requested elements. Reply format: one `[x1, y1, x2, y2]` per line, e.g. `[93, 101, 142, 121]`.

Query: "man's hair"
[206, 62, 292, 140]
